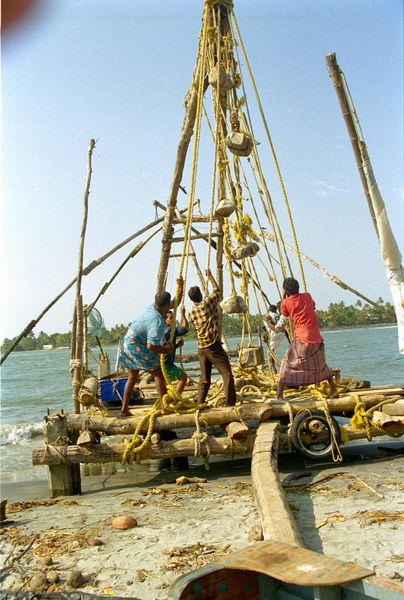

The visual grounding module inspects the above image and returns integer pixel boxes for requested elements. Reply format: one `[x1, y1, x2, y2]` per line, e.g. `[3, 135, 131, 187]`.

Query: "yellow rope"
[231, 11, 307, 292]
[122, 404, 159, 464]
[179, 4, 209, 279]
[322, 398, 343, 462]
[350, 395, 402, 441]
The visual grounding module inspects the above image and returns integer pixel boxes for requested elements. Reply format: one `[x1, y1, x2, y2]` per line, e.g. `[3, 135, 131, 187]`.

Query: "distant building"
[42, 344, 53, 350]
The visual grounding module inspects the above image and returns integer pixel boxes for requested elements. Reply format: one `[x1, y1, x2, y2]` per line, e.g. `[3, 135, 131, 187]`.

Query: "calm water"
[1, 326, 403, 482]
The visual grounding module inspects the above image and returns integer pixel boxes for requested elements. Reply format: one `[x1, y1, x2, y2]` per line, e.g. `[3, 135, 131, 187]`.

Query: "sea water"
[0, 326, 402, 482]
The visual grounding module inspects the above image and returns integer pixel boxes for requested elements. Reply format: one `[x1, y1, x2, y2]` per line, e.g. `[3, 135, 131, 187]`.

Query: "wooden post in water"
[45, 414, 80, 497]
[66, 139, 95, 495]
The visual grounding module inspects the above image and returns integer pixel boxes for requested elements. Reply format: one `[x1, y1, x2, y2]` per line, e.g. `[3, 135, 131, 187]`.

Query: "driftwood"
[65, 403, 271, 435]
[252, 423, 303, 547]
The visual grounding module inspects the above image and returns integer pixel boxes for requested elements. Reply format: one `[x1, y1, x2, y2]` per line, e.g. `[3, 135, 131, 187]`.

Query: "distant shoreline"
[322, 322, 397, 332]
[1, 322, 398, 356]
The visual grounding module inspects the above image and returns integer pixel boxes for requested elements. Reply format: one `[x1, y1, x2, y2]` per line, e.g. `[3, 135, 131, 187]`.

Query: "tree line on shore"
[1, 298, 396, 354]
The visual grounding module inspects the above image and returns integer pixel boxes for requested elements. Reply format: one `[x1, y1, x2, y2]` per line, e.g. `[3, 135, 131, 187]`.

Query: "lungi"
[118, 334, 160, 372]
[278, 341, 332, 387]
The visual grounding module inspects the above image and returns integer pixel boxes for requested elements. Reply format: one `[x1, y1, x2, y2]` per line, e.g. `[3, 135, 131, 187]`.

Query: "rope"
[122, 404, 159, 464]
[178, 5, 209, 280]
[231, 11, 307, 292]
[322, 398, 343, 462]
[351, 395, 402, 441]
[284, 401, 295, 451]
[205, 8, 222, 281]
[192, 409, 211, 470]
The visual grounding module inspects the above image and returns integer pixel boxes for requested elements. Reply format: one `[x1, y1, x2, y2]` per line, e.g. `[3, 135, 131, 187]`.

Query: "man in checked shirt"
[188, 269, 236, 406]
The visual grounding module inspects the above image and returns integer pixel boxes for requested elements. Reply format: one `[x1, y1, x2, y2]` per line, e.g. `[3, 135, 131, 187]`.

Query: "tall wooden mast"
[156, 0, 233, 295]
[326, 53, 379, 238]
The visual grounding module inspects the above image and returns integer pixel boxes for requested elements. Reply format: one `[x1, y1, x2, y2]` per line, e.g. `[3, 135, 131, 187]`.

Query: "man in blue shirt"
[164, 305, 189, 395]
[119, 283, 183, 416]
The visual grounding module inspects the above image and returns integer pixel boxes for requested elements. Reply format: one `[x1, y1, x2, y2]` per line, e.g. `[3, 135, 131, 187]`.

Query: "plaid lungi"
[278, 341, 331, 387]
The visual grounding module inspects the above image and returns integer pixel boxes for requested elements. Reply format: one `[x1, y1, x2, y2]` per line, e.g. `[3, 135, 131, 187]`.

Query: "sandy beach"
[1, 448, 404, 599]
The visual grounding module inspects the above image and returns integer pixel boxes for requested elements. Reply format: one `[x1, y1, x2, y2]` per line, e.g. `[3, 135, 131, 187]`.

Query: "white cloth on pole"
[362, 157, 404, 354]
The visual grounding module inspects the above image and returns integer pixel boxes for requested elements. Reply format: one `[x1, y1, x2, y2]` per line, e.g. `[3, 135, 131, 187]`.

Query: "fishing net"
[87, 307, 106, 337]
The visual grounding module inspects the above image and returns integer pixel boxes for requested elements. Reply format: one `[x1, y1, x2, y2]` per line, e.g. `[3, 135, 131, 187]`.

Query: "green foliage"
[1, 299, 398, 354]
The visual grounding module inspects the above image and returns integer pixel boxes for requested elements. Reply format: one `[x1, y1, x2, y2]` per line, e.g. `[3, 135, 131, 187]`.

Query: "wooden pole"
[326, 52, 379, 238]
[156, 47, 209, 292]
[44, 414, 81, 497]
[252, 423, 304, 546]
[87, 227, 161, 312]
[0, 206, 189, 366]
[71, 139, 96, 415]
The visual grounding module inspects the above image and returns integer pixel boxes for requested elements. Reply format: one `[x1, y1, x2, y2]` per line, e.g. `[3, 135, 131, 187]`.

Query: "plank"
[251, 423, 303, 547]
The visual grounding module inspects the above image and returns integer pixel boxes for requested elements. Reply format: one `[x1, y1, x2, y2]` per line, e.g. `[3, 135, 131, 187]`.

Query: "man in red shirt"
[264, 277, 338, 400]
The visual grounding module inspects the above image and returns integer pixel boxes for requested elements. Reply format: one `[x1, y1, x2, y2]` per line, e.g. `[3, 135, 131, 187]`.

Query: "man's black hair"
[188, 286, 203, 303]
[283, 277, 299, 296]
[155, 291, 171, 308]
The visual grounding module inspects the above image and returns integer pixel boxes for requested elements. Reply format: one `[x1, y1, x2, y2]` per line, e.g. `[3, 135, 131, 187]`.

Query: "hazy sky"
[2, 0, 403, 340]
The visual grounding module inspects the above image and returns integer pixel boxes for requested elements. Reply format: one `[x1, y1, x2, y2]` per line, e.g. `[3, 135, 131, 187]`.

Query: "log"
[382, 400, 404, 416]
[252, 423, 303, 547]
[33, 421, 401, 468]
[78, 377, 99, 406]
[65, 404, 271, 435]
[270, 393, 404, 418]
[33, 434, 256, 465]
[372, 411, 404, 430]
[226, 421, 249, 439]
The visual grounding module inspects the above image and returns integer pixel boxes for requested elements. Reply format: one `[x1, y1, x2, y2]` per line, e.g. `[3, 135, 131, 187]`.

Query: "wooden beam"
[33, 434, 256, 465]
[173, 216, 215, 224]
[268, 392, 404, 418]
[65, 403, 272, 435]
[171, 233, 221, 242]
[252, 423, 304, 547]
[33, 421, 400, 469]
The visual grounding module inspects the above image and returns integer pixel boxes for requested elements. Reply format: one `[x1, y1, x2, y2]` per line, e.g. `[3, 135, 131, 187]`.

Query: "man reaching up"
[188, 269, 236, 407]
